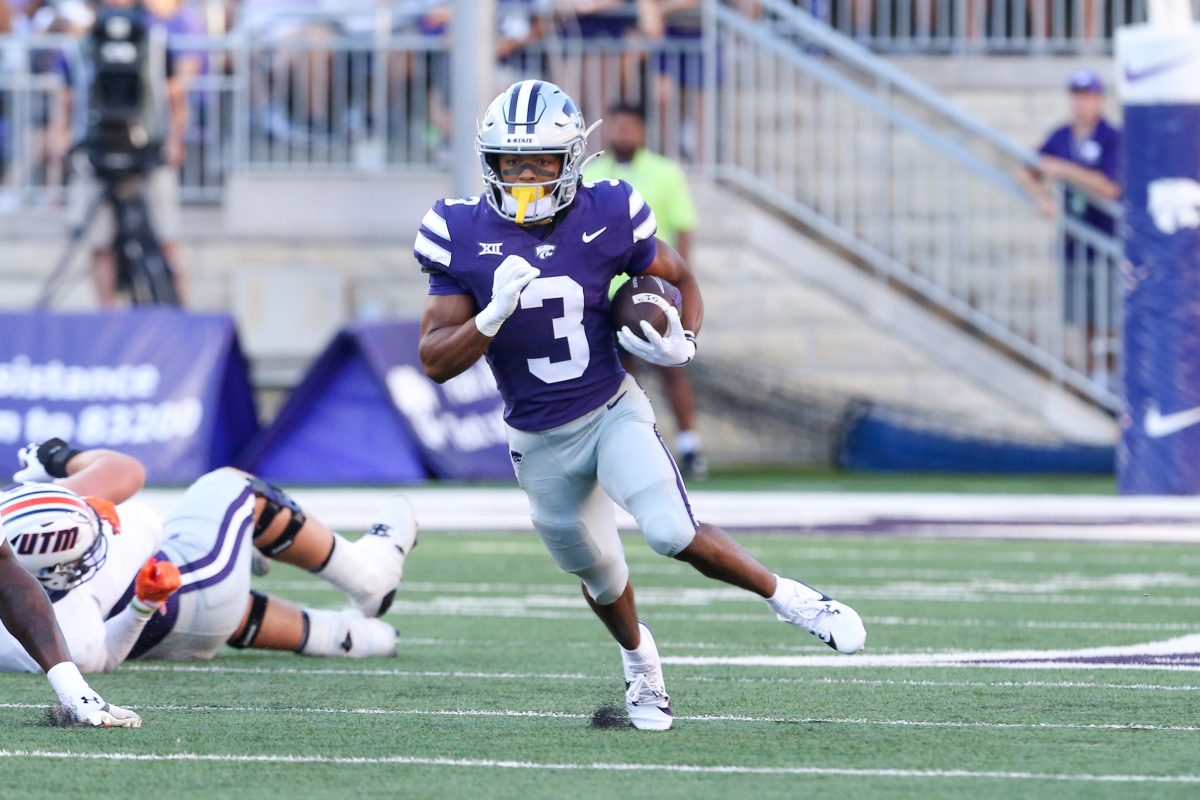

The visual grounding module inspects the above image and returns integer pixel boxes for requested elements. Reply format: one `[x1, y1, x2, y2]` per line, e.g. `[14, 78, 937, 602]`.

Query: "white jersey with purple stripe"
[110, 470, 256, 660]
[416, 178, 658, 431]
[0, 499, 162, 673]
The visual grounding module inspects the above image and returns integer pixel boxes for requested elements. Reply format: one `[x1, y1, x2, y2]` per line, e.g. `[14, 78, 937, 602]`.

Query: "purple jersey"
[1038, 118, 1121, 234]
[415, 179, 658, 431]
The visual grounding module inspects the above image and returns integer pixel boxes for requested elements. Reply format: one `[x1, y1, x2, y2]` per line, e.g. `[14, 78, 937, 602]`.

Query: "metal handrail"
[705, 0, 1123, 411]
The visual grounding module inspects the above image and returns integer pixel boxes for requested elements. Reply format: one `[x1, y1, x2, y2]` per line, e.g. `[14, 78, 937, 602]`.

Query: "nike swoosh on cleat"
[340, 632, 353, 652]
[607, 391, 628, 410]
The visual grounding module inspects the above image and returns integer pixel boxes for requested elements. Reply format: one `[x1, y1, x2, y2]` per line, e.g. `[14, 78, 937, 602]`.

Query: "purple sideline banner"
[240, 321, 511, 483]
[1116, 25, 1200, 493]
[0, 310, 259, 484]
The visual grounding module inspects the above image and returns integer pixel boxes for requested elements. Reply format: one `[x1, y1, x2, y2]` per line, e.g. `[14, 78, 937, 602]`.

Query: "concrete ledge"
[223, 171, 452, 240]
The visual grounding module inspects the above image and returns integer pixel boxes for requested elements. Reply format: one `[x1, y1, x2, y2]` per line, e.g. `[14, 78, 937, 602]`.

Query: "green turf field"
[696, 467, 1117, 494]
[2, 529, 1196, 799]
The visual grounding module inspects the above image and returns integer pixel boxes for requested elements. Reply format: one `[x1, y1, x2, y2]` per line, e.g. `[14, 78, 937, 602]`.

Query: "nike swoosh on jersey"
[1124, 53, 1198, 83]
[1144, 404, 1200, 438]
[582, 227, 607, 243]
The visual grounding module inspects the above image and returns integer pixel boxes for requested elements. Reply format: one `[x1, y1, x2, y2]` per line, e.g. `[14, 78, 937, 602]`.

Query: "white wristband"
[131, 596, 162, 617]
[474, 309, 504, 338]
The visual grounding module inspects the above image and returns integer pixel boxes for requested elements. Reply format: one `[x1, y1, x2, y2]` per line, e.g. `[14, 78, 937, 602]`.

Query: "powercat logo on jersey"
[535, 244, 556, 260]
[12, 526, 79, 556]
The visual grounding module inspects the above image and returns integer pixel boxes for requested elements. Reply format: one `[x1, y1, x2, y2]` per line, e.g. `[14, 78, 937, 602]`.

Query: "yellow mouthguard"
[512, 185, 545, 224]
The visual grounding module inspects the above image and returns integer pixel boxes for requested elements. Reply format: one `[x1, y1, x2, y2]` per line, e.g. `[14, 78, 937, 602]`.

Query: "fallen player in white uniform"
[0, 439, 416, 672]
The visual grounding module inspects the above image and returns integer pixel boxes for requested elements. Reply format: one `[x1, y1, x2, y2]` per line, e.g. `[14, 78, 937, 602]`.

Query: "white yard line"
[683, 676, 1200, 692]
[1, 702, 1196, 732]
[115, 663, 1200, 690]
[119, 664, 597, 680]
[663, 633, 1200, 672]
[132, 488, 1200, 542]
[0, 749, 1197, 784]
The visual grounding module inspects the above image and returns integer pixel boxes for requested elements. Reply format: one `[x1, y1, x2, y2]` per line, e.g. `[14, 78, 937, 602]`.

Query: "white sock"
[620, 623, 660, 679]
[298, 608, 348, 656]
[46, 661, 100, 707]
[676, 430, 701, 455]
[766, 575, 822, 616]
[314, 533, 370, 595]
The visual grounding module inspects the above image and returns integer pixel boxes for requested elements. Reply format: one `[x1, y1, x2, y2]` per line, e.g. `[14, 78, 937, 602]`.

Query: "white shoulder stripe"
[422, 209, 451, 242]
[628, 188, 646, 218]
[632, 211, 657, 243]
[415, 232, 452, 266]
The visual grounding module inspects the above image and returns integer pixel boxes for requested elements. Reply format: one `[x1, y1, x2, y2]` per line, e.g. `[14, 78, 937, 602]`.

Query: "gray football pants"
[506, 374, 699, 605]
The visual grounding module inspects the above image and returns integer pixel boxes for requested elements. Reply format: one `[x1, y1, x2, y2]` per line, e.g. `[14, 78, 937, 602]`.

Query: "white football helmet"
[0, 483, 109, 592]
[476, 79, 601, 224]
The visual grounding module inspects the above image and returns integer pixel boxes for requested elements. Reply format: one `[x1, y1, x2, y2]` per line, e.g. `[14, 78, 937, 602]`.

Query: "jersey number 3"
[519, 270, 590, 384]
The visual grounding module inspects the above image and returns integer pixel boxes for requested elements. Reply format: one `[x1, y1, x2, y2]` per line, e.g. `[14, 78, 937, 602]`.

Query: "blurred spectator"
[68, 0, 193, 306]
[496, 0, 546, 88]
[1022, 69, 1119, 233]
[238, 0, 340, 149]
[144, 0, 204, 166]
[584, 101, 707, 478]
[559, 1, 662, 112]
[0, 3, 12, 195]
[648, 0, 701, 161]
[1019, 68, 1120, 374]
[0, 0, 90, 208]
[417, 2, 546, 155]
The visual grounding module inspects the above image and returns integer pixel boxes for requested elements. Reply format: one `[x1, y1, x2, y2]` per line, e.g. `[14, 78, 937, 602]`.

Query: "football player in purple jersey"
[415, 80, 866, 730]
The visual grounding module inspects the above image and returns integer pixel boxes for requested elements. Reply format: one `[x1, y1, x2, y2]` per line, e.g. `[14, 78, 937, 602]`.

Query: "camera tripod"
[38, 165, 180, 308]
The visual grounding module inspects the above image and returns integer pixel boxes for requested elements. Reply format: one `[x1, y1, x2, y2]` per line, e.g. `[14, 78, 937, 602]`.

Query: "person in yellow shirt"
[585, 102, 706, 479]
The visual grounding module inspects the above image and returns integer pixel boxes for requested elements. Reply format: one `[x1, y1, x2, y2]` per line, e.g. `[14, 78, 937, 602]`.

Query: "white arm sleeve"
[87, 501, 163, 616]
[0, 590, 152, 675]
[98, 600, 157, 672]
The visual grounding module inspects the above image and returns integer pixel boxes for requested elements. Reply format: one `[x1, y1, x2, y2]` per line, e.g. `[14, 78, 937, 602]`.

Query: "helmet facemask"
[476, 80, 601, 224]
[33, 521, 108, 592]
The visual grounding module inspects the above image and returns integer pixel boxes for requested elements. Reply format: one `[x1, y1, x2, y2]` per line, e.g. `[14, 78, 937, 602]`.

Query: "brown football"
[611, 275, 683, 340]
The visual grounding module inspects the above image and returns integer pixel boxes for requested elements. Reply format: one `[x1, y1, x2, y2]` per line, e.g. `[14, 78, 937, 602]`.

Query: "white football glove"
[13, 442, 54, 483]
[475, 256, 540, 337]
[68, 700, 143, 728]
[47, 662, 142, 728]
[617, 306, 697, 367]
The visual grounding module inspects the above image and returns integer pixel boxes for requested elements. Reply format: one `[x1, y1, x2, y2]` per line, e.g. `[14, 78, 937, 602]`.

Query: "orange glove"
[135, 557, 181, 604]
[84, 496, 121, 536]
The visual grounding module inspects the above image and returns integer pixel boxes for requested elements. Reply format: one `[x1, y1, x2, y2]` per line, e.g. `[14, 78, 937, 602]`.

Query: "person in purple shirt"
[1025, 69, 1121, 230]
[1020, 68, 1121, 363]
[414, 80, 865, 732]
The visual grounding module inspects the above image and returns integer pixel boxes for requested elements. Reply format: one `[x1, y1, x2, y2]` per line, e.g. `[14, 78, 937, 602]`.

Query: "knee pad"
[642, 511, 696, 557]
[227, 590, 270, 649]
[629, 484, 698, 557]
[576, 554, 629, 606]
[532, 517, 629, 605]
[248, 477, 307, 557]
